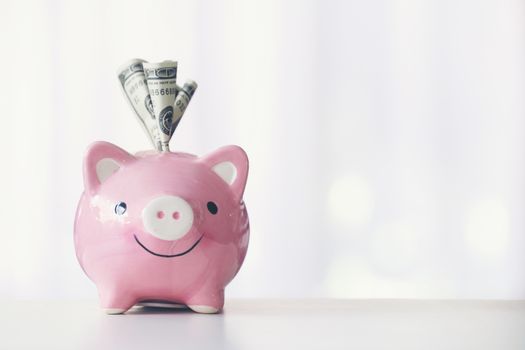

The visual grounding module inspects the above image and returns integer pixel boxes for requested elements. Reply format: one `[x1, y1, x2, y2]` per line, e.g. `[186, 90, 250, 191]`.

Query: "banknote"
[117, 59, 162, 150]
[143, 61, 178, 152]
[170, 80, 198, 137]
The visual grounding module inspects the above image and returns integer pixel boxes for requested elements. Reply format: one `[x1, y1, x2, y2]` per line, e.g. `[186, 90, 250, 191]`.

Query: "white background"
[0, 0, 524, 300]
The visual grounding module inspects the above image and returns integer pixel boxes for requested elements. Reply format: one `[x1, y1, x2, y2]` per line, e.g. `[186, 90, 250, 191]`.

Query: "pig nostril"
[156, 211, 165, 219]
[172, 211, 180, 220]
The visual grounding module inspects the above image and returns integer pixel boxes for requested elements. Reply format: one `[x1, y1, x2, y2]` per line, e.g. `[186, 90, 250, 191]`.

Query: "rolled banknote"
[143, 61, 178, 152]
[117, 59, 162, 150]
[170, 80, 198, 138]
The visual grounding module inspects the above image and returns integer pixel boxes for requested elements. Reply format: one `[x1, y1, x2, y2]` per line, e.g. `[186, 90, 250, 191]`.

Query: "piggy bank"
[74, 141, 249, 314]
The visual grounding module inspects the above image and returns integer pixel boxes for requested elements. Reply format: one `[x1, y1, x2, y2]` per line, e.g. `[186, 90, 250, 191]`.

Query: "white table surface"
[1, 299, 524, 349]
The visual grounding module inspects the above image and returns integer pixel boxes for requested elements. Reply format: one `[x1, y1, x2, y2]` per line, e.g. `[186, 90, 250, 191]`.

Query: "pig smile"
[134, 235, 203, 258]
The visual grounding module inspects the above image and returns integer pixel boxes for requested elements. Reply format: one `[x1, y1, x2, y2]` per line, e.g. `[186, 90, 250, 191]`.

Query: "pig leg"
[98, 288, 136, 315]
[186, 288, 224, 314]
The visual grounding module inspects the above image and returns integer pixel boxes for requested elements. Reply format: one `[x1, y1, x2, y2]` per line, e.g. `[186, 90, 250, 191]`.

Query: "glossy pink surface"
[74, 141, 249, 314]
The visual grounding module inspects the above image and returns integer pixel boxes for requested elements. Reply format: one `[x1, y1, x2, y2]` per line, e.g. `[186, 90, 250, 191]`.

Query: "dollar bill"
[143, 61, 178, 152]
[117, 59, 162, 150]
[170, 80, 198, 137]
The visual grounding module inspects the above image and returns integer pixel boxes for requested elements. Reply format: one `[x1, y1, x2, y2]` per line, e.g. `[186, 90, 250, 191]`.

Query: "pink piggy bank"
[74, 141, 249, 314]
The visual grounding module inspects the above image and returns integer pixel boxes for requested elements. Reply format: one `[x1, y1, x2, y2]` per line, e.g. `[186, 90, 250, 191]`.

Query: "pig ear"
[201, 145, 249, 201]
[83, 141, 135, 194]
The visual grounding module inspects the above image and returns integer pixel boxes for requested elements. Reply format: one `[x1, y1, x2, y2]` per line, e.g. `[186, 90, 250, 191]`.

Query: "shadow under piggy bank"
[85, 304, 240, 350]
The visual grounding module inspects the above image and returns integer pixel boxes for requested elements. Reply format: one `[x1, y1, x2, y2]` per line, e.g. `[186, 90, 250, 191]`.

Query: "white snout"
[142, 196, 194, 241]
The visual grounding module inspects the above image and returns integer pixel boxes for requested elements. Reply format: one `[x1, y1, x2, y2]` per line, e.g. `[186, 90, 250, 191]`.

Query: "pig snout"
[142, 195, 194, 240]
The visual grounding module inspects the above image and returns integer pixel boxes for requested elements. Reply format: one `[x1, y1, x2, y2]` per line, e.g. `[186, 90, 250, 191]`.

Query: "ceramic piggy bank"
[74, 141, 249, 314]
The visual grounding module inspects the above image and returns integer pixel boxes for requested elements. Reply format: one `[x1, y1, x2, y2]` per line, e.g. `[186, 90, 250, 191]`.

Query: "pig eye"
[114, 202, 127, 215]
[207, 201, 218, 215]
